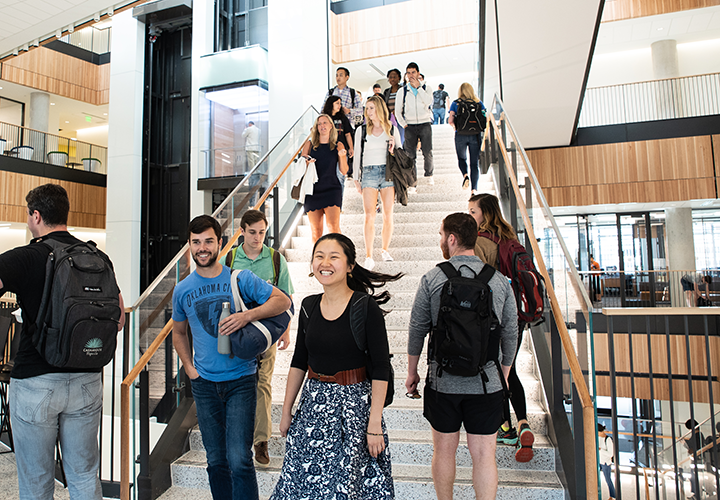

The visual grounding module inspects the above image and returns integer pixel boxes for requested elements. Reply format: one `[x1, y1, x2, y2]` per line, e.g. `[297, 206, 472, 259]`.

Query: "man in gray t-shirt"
[406, 213, 517, 500]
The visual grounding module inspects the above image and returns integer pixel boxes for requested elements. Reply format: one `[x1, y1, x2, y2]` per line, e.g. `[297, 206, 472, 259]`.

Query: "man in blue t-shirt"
[172, 215, 291, 500]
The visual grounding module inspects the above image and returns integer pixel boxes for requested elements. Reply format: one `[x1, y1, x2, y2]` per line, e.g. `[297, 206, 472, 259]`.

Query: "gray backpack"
[33, 239, 122, 368]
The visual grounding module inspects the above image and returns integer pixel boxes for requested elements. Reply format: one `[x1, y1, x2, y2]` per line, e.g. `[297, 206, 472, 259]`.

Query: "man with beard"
[171, 215, 291, 500]
[405, 213, 517, 500]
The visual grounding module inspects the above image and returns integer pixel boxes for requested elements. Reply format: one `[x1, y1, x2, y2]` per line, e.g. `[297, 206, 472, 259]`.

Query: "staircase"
[158, 125, 564, 499]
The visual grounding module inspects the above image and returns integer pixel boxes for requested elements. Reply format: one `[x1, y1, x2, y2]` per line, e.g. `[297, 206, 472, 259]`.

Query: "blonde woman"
[448, 83, 487, 195]
[301, 114, 348, 243]
[353, 96, 402, 270]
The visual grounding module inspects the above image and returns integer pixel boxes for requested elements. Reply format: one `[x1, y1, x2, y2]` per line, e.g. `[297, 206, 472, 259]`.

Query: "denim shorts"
[361, 164, 394, 190]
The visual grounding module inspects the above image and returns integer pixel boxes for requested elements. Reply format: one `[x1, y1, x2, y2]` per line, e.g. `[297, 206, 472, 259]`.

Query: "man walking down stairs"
[160, 125, 564, 499]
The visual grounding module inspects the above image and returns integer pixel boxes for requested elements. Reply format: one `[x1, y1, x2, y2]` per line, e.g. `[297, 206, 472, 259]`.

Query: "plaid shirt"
[323, 86, 363, 126]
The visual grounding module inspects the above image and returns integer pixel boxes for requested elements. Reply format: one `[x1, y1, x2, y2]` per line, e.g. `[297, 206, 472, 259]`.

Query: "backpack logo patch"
[459, 300, 472, 309]
[84, 338, 104, 356]
[84, 286, 102, 292]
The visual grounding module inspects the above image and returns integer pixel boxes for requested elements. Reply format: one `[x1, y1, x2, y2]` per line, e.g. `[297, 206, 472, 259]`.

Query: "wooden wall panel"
[0, 171, 105, 229]
[527, 135, 719, 207]
[213, 104, 235, 177]
[330, 0, 478, 63]
[593, 333, 720, 403]
[1, 47, 110, 105]
[602, 0, 720, 22]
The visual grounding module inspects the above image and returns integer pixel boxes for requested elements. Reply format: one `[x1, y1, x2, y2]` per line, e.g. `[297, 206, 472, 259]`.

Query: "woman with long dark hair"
[301, 114, 348, 243]
[322, 95, 355, 177]
[271, 233, 401, 499]
[468, 193, 535, 463]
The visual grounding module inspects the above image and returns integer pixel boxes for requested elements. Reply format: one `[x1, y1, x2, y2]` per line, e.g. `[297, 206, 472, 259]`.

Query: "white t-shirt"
[354, 126, 402, 168]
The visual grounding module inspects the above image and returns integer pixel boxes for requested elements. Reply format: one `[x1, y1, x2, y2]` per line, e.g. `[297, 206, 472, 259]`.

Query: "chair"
[47, 151, 69, 167]
[82, 158, 102, 172]
[0, 315, 16, 452]
[10, 145, 34, 160]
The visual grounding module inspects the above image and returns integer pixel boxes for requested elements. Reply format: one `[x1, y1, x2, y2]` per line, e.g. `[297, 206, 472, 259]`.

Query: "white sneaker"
[407, 186, 417, 194]
[381, 250, 393, 262]
[364, 257, 375, 270]
[427, 176, 435, 186]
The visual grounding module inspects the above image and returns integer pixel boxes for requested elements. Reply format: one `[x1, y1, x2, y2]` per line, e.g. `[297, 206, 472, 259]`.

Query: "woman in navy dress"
[301, 114, 348, 243]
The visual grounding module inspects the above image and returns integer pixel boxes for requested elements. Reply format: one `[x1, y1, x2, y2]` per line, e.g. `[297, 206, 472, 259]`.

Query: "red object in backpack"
[478, 231, 546, 325]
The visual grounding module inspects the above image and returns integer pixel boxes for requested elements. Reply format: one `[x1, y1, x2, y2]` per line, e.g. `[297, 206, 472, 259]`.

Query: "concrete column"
[29, 92, 50, 133]
[190, 0, 215, 218]
[665, 207, 695, 307]
[106, 10, 145, 305]
[268, 0, 329, 146]
[651, 40, 679, 79]
[651, 40, 682, 118]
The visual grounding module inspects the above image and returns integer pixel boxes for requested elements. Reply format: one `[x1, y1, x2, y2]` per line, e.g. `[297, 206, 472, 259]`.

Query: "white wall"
[268, 0, 329, 147]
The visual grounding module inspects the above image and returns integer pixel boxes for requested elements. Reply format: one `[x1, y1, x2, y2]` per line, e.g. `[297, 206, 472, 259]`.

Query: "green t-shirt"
[229, 244, 294, 296]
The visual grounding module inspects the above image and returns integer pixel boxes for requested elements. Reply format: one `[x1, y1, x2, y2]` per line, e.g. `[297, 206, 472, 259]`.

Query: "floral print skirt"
[270, 378, 394, 499]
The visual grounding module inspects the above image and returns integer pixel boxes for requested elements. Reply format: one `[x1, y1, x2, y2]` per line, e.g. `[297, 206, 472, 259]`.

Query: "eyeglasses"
[405, 390, 421, 399]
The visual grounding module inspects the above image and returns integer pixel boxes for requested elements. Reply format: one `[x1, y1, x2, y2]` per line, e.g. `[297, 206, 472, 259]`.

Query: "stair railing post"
[272, 186, 280, 249]
[137, 369, 151, 500]
[572, 383, 587, 500]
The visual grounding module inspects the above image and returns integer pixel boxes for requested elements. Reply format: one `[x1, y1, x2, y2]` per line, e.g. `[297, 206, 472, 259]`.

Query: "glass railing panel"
[488, 96, 599, 497]
[124, 107, 318, 494]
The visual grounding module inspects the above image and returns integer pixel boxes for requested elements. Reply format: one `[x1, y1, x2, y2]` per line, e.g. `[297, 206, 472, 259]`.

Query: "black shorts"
[681, 277, 694, 292]
[423, 386, 504, 435]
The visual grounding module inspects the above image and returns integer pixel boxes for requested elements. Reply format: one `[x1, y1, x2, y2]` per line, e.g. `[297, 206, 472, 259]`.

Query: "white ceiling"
[0, 0, 122, 59]
[595, 5, 720, 54]
[551, 198, 720, 217]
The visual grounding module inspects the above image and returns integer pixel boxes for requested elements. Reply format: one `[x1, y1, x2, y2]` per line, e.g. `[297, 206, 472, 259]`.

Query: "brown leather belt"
[307, 366, 367, 386]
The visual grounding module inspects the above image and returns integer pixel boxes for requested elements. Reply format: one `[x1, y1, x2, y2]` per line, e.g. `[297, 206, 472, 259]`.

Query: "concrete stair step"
[288, 259, 439, 276]
[286, 245, 445, 263]
[186, 425, 554, 470]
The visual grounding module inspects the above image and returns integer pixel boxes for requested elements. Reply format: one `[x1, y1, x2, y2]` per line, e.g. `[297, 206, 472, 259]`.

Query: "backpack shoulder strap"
[300, 294, 323, 336]
[478, 231, 501, 244]
[350, 87, 356, 103]
[477, 264, 496, 284]
[349, 291, 369, 353]
[225, 247, 237, 268]
[436, 261, 459, 279]
[270, 247, 281, 287]
[359, 124, 367, 164]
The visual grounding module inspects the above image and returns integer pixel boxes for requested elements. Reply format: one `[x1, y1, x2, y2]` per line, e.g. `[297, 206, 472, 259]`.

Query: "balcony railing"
[0, 121, 107, 174]
[579, 73, 720, 128]
[579, 269, 719, 309]
[58, 26, 112, 54]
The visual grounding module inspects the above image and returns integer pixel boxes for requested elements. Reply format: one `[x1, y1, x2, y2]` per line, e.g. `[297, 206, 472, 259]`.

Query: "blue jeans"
[454, 133, 482, 191]
[432, 108, 445, 124]
[10, 372, 103, 500]
[191, 374, 258, 500]
[600, 464, 616, 498]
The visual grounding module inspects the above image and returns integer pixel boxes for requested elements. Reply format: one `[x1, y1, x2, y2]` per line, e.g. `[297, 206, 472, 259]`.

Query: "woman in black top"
[322, 95, 354, 159]
[301, 114, 348, 242]
[271, 233, 401, 500]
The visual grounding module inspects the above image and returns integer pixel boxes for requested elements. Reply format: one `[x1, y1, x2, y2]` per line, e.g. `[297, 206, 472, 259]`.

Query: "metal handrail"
[119, 126, 312, 500]
[487, 100, 598, 498]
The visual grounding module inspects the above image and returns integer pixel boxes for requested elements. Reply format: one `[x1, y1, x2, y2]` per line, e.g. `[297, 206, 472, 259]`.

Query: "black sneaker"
[497, 427, 518, 446]
[515, 423, 534, 462]
[462, 175, 470, 190]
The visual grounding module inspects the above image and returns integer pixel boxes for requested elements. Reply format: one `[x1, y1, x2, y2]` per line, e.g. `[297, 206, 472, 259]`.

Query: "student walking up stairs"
[159, 124, 564, 499]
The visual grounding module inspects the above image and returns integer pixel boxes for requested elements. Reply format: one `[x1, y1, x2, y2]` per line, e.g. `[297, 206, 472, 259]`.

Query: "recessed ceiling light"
[657, 27, 664, 31]
[50, 103, 55, 105]
[103, 113, 108, 116]
[65, 121, 70, 123]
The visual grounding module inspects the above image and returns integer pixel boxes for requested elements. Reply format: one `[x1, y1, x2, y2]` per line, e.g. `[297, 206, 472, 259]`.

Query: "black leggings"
[504, 321, 527, 423]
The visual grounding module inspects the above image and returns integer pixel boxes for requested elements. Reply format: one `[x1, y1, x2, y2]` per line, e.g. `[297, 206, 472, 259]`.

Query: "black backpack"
[430, 263, 500, 382]
[302, 292, 394, 407]
[454, 98, 487, 135]
[33, 239, 122, 369]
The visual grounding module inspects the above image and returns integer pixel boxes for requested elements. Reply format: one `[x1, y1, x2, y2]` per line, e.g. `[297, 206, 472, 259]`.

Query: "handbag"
[291, 156, 308, 201]
[697, 296, 712, 307]
[229, 269, 295, 359]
